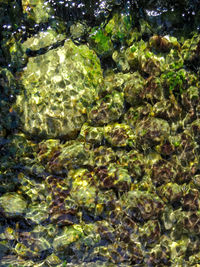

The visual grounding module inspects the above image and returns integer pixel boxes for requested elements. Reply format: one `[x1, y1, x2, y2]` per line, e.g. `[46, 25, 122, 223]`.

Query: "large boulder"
[15, 39, 103, 139]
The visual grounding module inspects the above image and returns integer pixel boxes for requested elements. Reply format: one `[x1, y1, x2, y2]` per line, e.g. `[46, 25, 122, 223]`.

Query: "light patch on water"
[57, 50, 65, 64]
[77, 180, 88, 187]
[3, 24, 11, 29]
[33, 95, 40, 105]
[52, 75, 62, 83]
[77, 3, 84, 8]
[146, 8, 167, 17]
[36, 70, 41, 76]
[99, 0, 106, 9]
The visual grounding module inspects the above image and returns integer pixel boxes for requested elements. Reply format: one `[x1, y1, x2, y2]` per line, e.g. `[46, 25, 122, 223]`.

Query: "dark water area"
[0, 1, 200, 266]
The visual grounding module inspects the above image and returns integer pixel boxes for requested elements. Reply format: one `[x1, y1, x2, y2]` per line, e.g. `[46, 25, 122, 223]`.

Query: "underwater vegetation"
[0, 0, 200, 266]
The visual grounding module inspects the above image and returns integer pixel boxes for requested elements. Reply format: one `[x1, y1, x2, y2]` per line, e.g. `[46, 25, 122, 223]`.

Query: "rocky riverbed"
[0, 1, 200, 266]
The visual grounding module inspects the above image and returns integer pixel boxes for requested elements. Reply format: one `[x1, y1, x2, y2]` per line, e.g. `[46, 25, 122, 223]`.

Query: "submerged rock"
[135, 117, 170, 151]
[0, 192, 27, 218]
[15, 39, 103, 139]
[0, 255, 35, 267]
[22, 29, 66, 52]
[0, 68, 18, 132]
[22, 0, 54, 24]
[52, 225, 84, 251]
[88, 90, 124, 125]
[105, 12, 135, 46]
[123, 71, 145, 106]
[89, 26, 114, 57]
[88, 12, 135, 57]
[104, 123, 136, 148]
[79, 123, 104, 144]
[70, 21, 89, 41]
[121, 190, 164, 222]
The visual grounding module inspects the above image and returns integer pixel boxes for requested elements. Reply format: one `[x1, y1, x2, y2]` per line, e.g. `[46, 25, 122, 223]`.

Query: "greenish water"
[0, 1, 200, 266]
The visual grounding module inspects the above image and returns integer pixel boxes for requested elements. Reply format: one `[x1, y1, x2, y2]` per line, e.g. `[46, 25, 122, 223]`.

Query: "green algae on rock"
[0, 255, 35, 267]
[14, 234, 51, 259]
[149, 35, 180, 53]
[25, 201, 49, 224]
[139, 219, 161, 247]
[115, 39, 165, 75]
[89, 26, 114, 57]
[0, 241, 10, 261]
[88, 12, 135, 58]
[15, 39, 104, 139]
[181, 33, 200, 63]
[123, 104, 152, 128]
[105, 12, 135, 46]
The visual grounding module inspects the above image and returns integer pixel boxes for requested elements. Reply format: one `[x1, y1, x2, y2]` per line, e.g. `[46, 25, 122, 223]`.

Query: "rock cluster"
[0, 1, 200, 266]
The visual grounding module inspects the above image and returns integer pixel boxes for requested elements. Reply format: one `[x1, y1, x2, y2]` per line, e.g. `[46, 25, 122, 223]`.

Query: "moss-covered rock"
[15, 39, 104, 139]
[105, 12, 136, 46]
[181, 34, 200, 63]
[89, 27, 114, 57]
